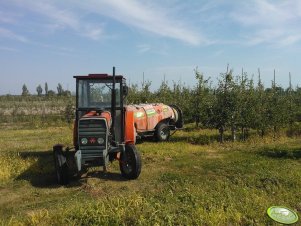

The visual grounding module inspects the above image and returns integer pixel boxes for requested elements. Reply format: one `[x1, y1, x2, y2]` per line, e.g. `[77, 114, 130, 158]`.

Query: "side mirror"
[123, 85, 129, 96]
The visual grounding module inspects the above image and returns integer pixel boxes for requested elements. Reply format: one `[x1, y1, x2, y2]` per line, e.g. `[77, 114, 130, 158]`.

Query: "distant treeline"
[21, 82, 71, 97]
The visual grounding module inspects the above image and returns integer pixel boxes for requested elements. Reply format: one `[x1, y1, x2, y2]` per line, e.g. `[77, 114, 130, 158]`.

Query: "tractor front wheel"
[53, 144, 69, 185]
[155, 123, 170, 141]
[119, 145, 141, 179]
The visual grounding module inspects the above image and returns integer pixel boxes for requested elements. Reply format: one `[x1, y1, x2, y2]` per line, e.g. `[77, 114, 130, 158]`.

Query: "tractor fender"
[125, 110, 136, 144]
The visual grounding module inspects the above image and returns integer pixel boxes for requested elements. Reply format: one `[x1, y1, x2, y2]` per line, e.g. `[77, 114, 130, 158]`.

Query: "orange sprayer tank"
[125, 103, 183, 141]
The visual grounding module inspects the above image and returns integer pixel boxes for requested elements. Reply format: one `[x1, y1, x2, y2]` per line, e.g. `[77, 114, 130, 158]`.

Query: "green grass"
[0, 125, 301, 225]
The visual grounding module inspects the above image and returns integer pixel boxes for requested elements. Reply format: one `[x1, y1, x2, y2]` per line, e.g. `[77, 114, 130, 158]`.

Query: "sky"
[1, 0, 301, 95]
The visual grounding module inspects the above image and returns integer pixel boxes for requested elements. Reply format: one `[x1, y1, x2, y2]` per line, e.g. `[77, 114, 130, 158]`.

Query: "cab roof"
[73, 74, 124, 79]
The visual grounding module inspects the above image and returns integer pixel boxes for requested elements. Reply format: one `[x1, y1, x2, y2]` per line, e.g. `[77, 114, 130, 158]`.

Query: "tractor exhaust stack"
[111, 66, 116, 141]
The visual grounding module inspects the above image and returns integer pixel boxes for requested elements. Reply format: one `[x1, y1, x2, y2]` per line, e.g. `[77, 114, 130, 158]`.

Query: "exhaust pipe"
[111, 66, 116, 140]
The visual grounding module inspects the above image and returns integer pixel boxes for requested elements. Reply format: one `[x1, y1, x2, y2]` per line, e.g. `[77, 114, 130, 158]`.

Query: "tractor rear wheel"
[155, 123, 170, 141]
[53, 144, 69, 185]
[119, 144, 141, 179]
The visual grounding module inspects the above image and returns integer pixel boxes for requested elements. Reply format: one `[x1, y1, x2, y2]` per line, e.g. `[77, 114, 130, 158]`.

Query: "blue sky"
[1, 0, 301, 94]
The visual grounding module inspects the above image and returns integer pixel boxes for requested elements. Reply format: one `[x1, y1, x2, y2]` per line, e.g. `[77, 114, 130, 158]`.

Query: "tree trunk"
[245, 128, 249, 140]
[219, 126, 224, 143]
[261, 128, 265, 138]
[273, 125, 277, 140]
[195, 115, 200, 128]
[231, 126, 236, 142]
[241, 127, 245, 141]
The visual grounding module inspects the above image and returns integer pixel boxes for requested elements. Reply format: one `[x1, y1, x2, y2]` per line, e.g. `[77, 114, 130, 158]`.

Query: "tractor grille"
[78, 118, 107, 161]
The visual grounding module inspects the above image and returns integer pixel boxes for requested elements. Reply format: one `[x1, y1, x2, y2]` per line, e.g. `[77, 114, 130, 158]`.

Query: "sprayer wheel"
[155, 123, 170, 141]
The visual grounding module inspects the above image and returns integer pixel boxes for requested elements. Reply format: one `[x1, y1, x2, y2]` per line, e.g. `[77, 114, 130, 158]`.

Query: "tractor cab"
[74, 73, 127, 145]
[53, 68, 141, 185]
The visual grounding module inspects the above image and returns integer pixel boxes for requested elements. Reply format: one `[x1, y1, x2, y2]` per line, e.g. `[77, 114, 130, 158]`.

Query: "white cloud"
[0, 27, 27, 42]
[278, 34, 301, 46]
[0, 46, 18, 52]
[82, 26, 104, 41]
[137, 44, 151, 53]
[5, 0, 209, 45]
[9, 0, 104, 40]
[5, 0, 300, 48]
[0, 11, 20, 24]
[72, 0, 206, 45]
[231, 0, 301, 46]
[232, 1, 294, 27]
[6, 0, 205, 45]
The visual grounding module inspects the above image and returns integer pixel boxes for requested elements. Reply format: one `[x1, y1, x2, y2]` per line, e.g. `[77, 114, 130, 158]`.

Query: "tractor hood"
[82, 110, 112, 128]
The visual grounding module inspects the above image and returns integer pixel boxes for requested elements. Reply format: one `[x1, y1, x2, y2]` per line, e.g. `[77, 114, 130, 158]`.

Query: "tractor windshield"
[77, 79, 120, 109]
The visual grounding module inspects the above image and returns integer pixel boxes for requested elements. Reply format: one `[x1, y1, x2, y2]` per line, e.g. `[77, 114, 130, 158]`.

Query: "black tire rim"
[122, 151, 134, 174]
[160, 127, 169, 140]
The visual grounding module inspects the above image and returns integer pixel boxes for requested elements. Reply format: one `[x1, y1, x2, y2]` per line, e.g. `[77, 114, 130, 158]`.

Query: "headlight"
[81, 138, 88, 145]
[97, 137, 104, 144]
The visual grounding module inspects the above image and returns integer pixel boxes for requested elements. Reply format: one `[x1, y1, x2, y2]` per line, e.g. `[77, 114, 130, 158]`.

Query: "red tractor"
[53, 67, 141, 185]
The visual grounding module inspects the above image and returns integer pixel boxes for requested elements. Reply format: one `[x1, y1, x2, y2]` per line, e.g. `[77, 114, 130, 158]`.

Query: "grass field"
[0, 125, 301, 225]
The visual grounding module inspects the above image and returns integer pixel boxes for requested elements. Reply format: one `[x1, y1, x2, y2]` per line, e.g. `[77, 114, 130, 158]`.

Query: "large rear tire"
[119, 145, 141, 179]
[53, 144, 69, 185]
[155, 123, 170, 141]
